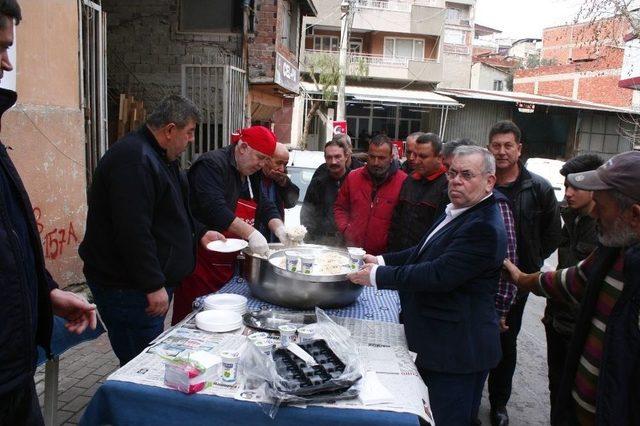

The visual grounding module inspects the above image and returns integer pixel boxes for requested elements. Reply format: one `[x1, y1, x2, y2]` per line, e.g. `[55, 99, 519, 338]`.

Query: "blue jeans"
[89, 284, 173, 366]
[418, 367, 489, 425]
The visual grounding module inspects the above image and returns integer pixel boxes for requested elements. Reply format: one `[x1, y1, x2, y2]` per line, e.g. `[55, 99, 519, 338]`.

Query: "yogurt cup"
[348, 247, 366, 270]
[297, 326, 315, 343]
[220, 351, 240, 384]
[300, 254, 314, 274]
[254, 339, 273, 356]
[247, 332, 268, 345]
[278, 324, 297, 347]
[285, 251, 300, 272]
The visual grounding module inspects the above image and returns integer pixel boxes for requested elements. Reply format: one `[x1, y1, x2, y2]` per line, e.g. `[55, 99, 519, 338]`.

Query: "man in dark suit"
[349, 145, 507, 425]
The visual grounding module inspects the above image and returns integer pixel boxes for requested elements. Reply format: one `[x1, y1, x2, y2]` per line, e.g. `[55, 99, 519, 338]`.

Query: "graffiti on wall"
[33, 207, 80, 260]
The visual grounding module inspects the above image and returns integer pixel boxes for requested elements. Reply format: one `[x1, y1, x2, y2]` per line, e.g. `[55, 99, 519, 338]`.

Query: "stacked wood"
[117, 94, 146, 139]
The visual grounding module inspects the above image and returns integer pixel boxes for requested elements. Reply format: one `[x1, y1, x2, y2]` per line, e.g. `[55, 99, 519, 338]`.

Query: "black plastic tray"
[272, 339, 357, 396]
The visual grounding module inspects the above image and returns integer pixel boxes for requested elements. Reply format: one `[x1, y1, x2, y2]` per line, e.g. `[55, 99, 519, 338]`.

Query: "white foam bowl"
[195, 310, 243, 333]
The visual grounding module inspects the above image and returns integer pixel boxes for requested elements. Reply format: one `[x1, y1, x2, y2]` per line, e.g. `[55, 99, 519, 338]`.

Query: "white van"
[285, 150, 326, 226]
[525, 157, 566, 202]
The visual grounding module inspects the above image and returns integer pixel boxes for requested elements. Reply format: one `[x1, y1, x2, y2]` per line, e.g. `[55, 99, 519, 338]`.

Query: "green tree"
[299, 52, 367, 149]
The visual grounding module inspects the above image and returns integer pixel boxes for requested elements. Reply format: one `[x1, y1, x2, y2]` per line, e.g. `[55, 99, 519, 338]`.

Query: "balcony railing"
[305, 50, 438, 68]
[355, 0, 442, 12]
[443, 43, 471, 55]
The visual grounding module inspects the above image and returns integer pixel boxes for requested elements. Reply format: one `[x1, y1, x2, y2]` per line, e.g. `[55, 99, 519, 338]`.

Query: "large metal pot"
[240, 243, 364, 309]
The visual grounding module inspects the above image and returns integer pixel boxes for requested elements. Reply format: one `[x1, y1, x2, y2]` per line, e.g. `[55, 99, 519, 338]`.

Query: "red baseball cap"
[231, 126, 277, 156]
[567, 151, 640, 201]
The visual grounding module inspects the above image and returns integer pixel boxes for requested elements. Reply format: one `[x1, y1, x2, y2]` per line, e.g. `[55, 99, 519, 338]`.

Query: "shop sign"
[274, 52, 299, 94]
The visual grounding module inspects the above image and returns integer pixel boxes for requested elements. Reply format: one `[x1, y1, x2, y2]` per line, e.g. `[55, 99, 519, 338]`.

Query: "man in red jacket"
[334, 134, 407, 255]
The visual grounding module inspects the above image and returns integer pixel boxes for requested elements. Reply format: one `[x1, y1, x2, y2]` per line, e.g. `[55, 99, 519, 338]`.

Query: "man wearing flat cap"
[172, 126, 287, 323]
[503, 150, 640, 425]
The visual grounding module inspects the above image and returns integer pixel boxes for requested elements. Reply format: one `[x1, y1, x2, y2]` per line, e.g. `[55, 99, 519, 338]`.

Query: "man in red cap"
[172, 126, 287, 323]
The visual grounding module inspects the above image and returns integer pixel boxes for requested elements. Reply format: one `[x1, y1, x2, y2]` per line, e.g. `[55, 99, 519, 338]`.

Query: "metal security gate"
[80, 0, 108, 182]
[181, 62, 246, 166]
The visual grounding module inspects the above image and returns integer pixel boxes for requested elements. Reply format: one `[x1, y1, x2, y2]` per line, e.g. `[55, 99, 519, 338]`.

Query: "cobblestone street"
[35, 334, 118, 425]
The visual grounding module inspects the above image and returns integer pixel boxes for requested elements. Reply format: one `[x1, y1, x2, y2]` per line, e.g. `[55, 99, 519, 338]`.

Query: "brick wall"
[103, 0, 242, 110]
[103, 0, 306, 141]
[513, 45, 633, 107]
[537, 79, 573, 97]
[514, 81, 535, 94]
[541, 18, 629, 64]
[250, 0, 277, 80]
[516, 47, 624, 78]
[577, 75, 633, 107]
[250, 0, 299, 82]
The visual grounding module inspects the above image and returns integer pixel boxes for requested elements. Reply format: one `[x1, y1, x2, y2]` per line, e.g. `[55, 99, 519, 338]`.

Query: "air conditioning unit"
[460, 19, 470, 26]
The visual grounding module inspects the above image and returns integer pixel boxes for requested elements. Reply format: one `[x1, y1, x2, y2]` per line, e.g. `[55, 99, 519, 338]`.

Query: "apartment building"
[295, 0, 472, 149]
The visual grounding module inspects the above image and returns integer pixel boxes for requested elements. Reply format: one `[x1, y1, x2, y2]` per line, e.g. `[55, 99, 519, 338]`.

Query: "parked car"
[284, 150, 326, 227]
[525, 157, 566, 202]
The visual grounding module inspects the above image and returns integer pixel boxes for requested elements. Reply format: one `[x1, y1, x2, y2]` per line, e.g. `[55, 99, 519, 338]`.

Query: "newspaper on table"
[107, 316, 248, 399]
[106, 314, 434, 424]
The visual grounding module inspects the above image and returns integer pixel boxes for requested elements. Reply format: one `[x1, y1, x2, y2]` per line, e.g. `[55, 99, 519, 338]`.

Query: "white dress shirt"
[368, 194, 492, 287]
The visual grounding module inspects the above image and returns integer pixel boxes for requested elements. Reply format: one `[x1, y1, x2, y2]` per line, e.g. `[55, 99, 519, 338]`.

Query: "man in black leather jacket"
[0, 2, 96, 424]
[80, 95, 224, 365]
[486, 120, 561, 426]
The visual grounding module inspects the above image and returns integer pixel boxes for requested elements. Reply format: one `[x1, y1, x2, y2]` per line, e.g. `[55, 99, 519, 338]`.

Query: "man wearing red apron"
[172, 126, 287, 323]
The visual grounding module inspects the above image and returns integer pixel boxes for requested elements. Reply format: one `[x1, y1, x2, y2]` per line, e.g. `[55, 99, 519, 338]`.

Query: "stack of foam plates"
[195, 310, 243, 333]
[203, 294, 248, 315]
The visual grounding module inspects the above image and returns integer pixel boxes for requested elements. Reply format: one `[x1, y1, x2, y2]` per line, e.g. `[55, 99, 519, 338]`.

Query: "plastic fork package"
[163, 350, 221, 394]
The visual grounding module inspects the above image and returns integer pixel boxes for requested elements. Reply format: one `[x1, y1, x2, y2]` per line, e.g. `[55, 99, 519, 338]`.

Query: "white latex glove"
[274, 225, 288, 245]
[248, 230, 269, 255]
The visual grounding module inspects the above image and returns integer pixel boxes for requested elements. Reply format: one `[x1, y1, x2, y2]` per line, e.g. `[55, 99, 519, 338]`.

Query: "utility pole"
[337, 0, 355, 121]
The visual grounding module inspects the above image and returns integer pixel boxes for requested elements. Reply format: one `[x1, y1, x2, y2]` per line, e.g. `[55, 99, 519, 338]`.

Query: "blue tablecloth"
[212, 276, 402, 323]
[37, 316, 105, 365]
[82, 380, 419, 426]
[80, 277, 417, 426]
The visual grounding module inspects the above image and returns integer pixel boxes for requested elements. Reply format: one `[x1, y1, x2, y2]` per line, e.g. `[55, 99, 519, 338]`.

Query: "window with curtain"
[383, 38, 425, 60]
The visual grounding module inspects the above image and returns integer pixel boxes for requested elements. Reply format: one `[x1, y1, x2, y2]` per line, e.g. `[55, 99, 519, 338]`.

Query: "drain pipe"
[242, 0, 251, 126]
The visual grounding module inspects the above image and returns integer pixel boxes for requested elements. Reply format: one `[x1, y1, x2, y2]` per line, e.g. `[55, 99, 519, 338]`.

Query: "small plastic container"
[300, 254, 314, 274]
[247, 332, 268, 345]
[254, 339, 273, 356]
[278, 324, 297, 348]
[220, 351, 240, 384]
[297, 326, 315, 343]
[285, 251, 300, 272]
[347, 247, 366, 270]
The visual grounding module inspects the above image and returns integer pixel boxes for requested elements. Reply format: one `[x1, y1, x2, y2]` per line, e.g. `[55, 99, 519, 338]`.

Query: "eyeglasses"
[446, 169, 481, 181]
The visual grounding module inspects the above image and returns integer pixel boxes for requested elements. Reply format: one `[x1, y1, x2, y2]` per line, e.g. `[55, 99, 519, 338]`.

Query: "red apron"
[172, 196, 258, 325]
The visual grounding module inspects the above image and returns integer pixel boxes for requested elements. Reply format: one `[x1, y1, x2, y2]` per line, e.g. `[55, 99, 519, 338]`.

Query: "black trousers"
[545, 324, 572, 420]
[0, 378, 44, 426]
[418, 366, 489, 425]
[488, 292, 529, 408]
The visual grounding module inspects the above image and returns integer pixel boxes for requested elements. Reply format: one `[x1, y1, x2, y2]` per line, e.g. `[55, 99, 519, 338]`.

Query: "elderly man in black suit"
[349, 145, 507, 425]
